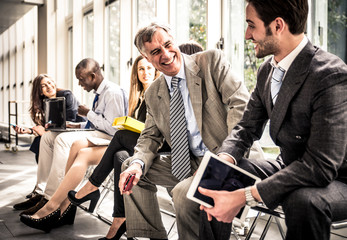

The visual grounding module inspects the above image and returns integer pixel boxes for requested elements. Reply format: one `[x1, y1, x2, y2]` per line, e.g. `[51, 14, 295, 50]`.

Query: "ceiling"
[0, 0, 43, 35]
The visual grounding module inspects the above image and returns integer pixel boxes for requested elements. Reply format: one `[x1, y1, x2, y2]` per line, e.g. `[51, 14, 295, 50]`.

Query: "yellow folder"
[112, 116, 145, 133]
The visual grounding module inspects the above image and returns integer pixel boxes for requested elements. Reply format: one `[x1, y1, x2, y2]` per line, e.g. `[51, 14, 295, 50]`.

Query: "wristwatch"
[245, 186, 258, 207]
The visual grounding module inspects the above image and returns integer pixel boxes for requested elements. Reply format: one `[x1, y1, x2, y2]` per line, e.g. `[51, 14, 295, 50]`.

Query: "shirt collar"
[270, 35, 308, 72]
[94, 79, 106, 95]
[164, 56, 186, 91]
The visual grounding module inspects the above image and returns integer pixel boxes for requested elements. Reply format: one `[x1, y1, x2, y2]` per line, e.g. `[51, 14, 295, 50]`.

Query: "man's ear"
[274, 17, 285, 34]
[90, 72, 96, 81]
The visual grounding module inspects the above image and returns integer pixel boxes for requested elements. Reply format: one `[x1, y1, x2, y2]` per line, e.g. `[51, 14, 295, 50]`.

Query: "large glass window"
[65, 0, 73, 17]
[328, 0, 347, 62]
[106, 0, 121, 84]
[83, 11, 94, 107]
[223, 0, 245, 86]
[67, 27, 73, 90]
[175, 0, 207, 49]
[83, 11, 94, 58]
[137, 0, 156, 25]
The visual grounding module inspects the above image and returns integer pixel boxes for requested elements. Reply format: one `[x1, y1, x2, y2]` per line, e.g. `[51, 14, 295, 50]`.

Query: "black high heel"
[98, 221, 131, 240]
[67, 189, 100, 212]
[20, 208, 60, 233]
[55, 204, 77, 228]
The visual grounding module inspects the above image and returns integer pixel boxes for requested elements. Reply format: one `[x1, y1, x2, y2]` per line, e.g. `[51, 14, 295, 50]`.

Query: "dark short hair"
[75, 58, 100, 74]
[246, 0, 308, 34]
[134, 22, 172, 55]
[179, 41, 204, 55]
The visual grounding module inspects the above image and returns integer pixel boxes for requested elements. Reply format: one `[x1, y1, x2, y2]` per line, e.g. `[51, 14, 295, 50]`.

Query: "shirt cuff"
[217, 152, 238, 165]
[87, 110, 97, 121]
[130, 159, 145, 170]
[79, 121, 87, 129]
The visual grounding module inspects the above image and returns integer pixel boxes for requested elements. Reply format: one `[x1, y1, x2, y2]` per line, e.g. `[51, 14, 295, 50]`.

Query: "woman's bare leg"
[74, 180, 99, 199]
[65, 139, 93, 173]
[31, 145, 107, 219]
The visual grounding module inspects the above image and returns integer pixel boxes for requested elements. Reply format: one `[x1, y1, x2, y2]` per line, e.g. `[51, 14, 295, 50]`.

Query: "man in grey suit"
[118, 23, 255, 239]
[199, 0, 347, 239]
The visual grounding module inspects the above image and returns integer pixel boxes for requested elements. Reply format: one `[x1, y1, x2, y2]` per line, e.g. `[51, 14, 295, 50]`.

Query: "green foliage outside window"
[244, 40, 264, 92]
[188, 0, 207, 50]
[328, 0, 347, 44]
[328, 0, 347, 61]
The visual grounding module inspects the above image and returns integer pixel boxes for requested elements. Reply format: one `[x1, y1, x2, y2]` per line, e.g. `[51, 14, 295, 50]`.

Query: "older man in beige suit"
[119, 22, 255, 240]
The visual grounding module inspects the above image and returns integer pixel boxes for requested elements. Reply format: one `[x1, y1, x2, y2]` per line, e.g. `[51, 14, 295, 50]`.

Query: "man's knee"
[283, 188, 327, 220]
[172, 179, 199, 215]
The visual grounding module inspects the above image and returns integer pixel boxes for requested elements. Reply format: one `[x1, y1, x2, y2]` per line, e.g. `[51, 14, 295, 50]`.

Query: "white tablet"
[187, 151, 261, 223]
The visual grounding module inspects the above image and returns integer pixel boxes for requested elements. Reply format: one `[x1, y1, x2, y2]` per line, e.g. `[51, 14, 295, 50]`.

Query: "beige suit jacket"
[131, 49, 250, 173]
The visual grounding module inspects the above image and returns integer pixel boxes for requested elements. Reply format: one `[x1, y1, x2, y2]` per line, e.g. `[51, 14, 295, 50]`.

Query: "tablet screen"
[193, 155, 258, 207]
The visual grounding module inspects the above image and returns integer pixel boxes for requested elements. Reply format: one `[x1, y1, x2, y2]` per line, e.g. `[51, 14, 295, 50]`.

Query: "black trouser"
[29, 136, 41, 163]
[89, 130, 139, 217]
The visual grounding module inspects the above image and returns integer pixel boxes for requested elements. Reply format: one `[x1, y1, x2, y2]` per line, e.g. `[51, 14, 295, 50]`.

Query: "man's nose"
[161, 47, 170, 57]
[245, 28, 252, 40]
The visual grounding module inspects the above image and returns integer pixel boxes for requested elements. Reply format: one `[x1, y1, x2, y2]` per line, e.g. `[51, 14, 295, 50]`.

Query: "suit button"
[295, 135, 302, 139]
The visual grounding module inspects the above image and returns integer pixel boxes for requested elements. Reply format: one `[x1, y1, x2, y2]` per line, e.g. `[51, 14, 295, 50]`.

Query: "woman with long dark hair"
[13, 74, 83, 209]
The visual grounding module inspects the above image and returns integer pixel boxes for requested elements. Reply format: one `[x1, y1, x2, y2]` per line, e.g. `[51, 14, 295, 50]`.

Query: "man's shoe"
[26, 190, 39, 199]
[13, 194, 43, 210]
[19, 197, 48, 216]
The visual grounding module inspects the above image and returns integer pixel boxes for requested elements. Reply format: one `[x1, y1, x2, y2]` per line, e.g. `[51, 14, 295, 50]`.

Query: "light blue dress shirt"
[164, 58, 207, 157]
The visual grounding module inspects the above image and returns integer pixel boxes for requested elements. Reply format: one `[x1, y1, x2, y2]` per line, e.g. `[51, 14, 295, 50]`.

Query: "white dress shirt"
[80, 79, 128, 136]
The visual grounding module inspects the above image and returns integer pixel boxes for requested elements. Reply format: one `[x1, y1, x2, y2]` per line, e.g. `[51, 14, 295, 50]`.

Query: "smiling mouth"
[162, 56, 175, 65]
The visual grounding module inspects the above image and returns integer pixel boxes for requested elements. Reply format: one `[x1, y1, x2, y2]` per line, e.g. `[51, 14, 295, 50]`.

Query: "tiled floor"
[0, 140, 346, 240]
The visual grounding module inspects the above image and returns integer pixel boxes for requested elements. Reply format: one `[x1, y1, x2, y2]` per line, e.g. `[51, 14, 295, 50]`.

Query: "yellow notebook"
[112, 116, 145, 133]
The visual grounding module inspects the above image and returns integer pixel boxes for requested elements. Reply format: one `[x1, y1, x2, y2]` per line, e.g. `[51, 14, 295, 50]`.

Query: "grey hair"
[134, 22, 172, 56]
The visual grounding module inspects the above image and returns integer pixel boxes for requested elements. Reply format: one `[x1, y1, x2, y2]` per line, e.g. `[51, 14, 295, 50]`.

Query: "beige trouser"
[35, 130, 111, 199]
[123, 154, 202, 240]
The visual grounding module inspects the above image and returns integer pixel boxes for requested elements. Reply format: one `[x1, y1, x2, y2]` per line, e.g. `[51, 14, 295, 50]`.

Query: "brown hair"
[246, 0, 308, 34]
[29, 74, 57, 125]
[128, 55, 160, 117]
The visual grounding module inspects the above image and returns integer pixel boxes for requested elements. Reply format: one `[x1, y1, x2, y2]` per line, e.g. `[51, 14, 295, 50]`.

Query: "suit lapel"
[183, 54, 203, 131]
[269, 42, 315, 141]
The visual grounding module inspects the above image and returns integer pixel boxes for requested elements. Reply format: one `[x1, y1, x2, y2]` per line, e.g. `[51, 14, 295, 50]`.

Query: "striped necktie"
[271, 66, 285, 104]
[85, 93, 99, 129]
[170, 77, 191, 181]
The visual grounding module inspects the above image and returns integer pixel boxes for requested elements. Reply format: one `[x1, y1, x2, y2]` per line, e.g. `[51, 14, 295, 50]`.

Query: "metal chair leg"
[245, 211, 262, 240]
[259, 215, 273, 240]
[274, 216, 286, 239]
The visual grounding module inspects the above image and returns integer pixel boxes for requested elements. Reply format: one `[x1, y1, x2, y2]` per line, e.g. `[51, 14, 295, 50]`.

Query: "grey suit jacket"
[218, 41, 347, 209]
[131, 49, 250, 174]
